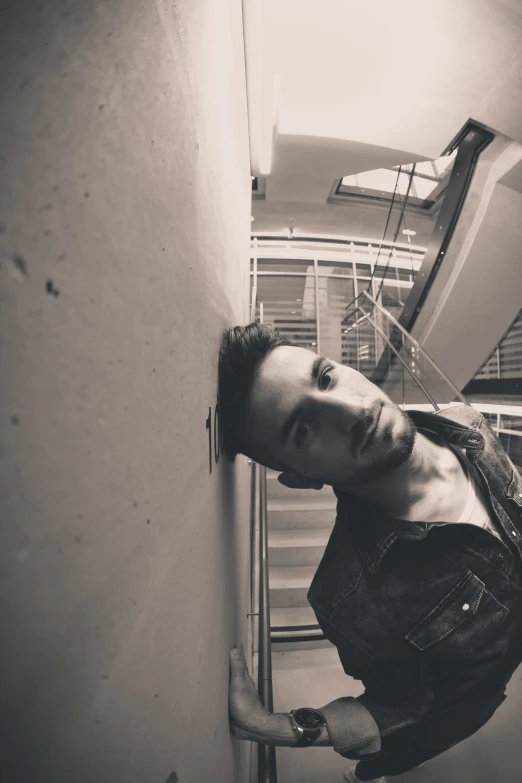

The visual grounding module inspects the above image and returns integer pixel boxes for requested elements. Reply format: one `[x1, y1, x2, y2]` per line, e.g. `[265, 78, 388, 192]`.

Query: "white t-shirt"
[421, 428, 502, 541]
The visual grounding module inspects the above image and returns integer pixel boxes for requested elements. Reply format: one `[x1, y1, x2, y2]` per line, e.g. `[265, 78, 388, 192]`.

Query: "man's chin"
[338, 412, 417, 488]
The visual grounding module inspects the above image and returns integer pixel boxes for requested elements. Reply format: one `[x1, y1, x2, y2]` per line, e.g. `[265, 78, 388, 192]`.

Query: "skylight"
[337, 149, 457, 208]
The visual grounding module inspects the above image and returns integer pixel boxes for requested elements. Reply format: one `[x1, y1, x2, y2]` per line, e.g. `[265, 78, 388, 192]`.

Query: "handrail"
[250, 231, 427, 254]
[398, 121, 494, 332]
[256, 464, 278, 782]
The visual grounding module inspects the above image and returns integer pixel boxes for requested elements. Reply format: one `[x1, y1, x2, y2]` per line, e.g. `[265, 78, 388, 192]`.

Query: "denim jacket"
[307, 405, 522, 773]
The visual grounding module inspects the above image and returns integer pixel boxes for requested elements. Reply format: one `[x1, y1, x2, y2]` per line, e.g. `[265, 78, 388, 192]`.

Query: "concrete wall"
[0, 2, 252, 782]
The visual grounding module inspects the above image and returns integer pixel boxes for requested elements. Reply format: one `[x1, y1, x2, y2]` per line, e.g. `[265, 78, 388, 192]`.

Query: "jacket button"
[462, 603, 470, 611]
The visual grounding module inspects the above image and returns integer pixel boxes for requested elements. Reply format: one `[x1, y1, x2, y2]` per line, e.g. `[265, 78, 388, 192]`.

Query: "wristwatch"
[288, 708, 325, 747]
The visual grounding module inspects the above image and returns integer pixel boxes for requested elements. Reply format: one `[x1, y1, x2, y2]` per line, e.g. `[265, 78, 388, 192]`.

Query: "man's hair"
[218, 322, 292, 462]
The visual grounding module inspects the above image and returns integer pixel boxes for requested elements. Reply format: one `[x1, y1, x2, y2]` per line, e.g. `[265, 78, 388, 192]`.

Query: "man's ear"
[277, 470, 323, 490]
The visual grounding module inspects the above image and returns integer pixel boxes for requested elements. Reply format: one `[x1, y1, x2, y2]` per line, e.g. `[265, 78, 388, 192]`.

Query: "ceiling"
[244, 0, 522, 211]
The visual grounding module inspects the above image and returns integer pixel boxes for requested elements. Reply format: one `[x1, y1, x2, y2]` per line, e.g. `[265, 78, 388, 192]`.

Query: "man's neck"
[335, 431, 458, 521]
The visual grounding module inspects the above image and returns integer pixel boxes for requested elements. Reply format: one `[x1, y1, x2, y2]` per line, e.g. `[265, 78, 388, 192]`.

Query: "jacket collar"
[334, 406, 485, 574]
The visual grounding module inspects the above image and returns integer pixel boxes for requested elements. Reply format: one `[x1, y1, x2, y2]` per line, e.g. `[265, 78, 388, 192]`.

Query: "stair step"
[269, 565, 315, 608]
[271, 645, 341, 670]
[269, 565, 316, 589]
[267, 475, 336, 501]
[271, 638, 334, 652]
[270, 605, 319, 630]
[267, 498, 337, 512]
[268, 529, 330, 547]
[269, 587, 310, 608]
[268, 529, 329, 566]
[267, 498, 337, 530]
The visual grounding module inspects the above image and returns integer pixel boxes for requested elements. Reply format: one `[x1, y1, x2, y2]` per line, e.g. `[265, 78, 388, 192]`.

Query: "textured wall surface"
[0, 1, 251, 781]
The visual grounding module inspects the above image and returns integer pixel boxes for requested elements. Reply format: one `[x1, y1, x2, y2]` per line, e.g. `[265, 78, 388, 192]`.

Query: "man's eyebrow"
[279, 354, 327, 447]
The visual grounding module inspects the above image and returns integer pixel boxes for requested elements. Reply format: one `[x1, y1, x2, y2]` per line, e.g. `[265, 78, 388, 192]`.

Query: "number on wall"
[206, 402, 225, 473]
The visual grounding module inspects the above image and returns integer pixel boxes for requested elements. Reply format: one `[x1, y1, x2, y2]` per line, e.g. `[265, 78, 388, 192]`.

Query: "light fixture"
[402, 229, 416, 236]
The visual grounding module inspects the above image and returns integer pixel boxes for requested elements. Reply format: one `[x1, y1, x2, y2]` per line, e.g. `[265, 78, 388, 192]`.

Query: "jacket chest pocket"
[405, 570, 509, 660]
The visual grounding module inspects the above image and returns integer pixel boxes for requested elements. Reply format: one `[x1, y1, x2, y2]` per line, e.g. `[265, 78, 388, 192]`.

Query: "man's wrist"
[258, 712, 299, 745]
[256, 712, 331, 747]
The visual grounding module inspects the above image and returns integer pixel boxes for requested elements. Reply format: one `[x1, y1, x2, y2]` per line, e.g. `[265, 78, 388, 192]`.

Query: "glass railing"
[343, 290, 468, 410]
[250, 235, 424, 353]
[464, 309, 522, 399]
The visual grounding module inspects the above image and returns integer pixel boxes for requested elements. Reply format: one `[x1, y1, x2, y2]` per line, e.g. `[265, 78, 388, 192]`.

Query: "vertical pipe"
[354, 271, 360, 372]
[257, 464, 277, 782]
[257, 466, 273, 711]
[251, 242, 258, 322]
[371, 277, 379, 368]
[249, 461, 257, 628]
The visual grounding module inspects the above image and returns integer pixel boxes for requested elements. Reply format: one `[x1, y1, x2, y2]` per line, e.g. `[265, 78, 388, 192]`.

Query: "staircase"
[267, 469, 337, 651]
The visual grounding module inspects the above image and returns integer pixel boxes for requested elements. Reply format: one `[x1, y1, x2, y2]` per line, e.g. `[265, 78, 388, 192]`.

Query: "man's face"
[245, 346, 416, 488]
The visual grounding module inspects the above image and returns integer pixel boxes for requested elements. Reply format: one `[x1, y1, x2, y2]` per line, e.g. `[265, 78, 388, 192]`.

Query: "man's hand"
[229, 647, 271, 740]
[228, 646, 330, 747]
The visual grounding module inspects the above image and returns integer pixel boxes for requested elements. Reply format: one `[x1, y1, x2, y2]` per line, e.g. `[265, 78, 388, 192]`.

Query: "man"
[221, 322, 522, 782]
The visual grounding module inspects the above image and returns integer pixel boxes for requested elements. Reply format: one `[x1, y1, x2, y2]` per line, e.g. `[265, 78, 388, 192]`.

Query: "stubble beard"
[340, 409, 417, 488]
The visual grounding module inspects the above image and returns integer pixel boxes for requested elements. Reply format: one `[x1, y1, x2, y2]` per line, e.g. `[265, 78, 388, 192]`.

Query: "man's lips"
[359, 403, 382, 453]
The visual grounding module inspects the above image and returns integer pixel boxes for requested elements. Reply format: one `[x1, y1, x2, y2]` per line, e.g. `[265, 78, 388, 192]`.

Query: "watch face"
[294, 708, 324, 729]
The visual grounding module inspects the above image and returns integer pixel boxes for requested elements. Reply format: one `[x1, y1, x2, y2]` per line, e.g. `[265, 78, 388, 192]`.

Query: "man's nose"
[313, 389, 366, 433]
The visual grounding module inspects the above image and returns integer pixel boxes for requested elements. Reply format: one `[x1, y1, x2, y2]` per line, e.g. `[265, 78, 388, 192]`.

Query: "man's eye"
[320, 368, 334, 390]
